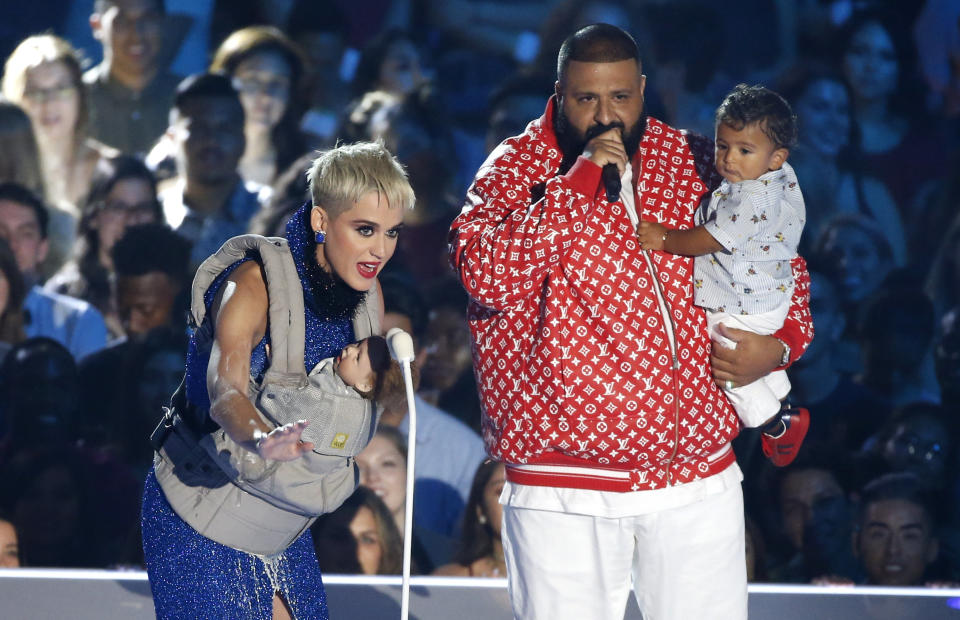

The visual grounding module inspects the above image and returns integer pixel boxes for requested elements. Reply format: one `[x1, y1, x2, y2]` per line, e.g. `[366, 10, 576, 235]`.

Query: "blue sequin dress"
[142, 206, 354, 619]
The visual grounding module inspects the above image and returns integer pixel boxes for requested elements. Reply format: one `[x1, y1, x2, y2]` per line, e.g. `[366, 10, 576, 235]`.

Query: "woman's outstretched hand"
[255, 420, 315, 461]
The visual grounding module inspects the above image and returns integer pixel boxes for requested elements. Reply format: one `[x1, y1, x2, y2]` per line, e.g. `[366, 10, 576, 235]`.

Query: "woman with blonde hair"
[3, 35, 117, 276]
[210, 26, 307, 188]
[3, 35, 117, 212]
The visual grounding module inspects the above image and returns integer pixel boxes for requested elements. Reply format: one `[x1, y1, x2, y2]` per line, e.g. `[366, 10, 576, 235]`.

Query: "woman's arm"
[207, 261, 314, 460]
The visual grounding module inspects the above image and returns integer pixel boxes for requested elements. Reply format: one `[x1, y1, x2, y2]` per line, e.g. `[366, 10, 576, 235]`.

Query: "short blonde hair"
[307, 141, 415, 217]
[1, 35, 88, 139]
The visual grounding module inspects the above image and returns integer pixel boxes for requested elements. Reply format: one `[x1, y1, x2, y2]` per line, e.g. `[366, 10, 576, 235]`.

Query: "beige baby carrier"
[151, 234, 380, 555]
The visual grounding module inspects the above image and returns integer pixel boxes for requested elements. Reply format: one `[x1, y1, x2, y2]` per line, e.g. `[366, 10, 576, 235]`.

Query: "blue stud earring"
[314, 230, 326, 244]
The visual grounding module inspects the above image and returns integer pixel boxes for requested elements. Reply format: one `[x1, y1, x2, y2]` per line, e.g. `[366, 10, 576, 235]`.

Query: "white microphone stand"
[386, 328, 417, 620]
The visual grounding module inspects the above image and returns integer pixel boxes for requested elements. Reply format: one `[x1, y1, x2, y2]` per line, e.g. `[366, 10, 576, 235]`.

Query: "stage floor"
[2, 569, 960, 619]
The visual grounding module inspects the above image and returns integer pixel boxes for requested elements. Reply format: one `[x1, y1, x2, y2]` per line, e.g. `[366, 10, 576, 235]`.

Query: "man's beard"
[303, 242, 367, 321]
[554, 101, 647, 175]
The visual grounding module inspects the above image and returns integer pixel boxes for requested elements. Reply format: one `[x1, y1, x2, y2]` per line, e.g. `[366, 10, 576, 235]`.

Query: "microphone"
[386, 327, 415, 362]
[385, 325, 419, 620]
[602, 163, 621, 202]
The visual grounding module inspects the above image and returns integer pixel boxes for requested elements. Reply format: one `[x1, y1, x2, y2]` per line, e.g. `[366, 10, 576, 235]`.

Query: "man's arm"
[450, 126, 630, 310]
[710, 256, 813, 385]
[449, 143, 598, 310]
[207, 261, 314, 460]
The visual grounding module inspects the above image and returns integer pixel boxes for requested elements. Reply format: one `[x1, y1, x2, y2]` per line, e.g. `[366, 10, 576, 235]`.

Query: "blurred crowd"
[0, 0, 959, 589]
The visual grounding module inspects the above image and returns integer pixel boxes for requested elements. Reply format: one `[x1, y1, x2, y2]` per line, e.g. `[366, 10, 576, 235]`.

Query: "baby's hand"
[636, 220, 667, 251]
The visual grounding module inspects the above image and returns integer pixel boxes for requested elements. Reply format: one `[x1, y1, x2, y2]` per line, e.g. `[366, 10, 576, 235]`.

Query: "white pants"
[501, 481, 747, 620]
[707, 306, 791, 427]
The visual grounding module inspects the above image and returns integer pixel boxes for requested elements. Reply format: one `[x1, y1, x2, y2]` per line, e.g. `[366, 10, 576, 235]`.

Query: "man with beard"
[159, 73, 259, 270]
[449, 24, 813, 619]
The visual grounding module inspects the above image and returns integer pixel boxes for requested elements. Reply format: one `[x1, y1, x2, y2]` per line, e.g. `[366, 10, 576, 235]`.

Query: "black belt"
[149, 377, 218, 452]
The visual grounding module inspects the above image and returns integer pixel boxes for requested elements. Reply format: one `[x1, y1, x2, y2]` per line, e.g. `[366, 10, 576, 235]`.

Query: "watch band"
[775, 338, 791, 366]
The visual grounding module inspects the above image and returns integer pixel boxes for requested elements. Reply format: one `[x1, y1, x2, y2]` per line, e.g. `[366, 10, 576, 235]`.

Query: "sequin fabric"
[143, 206, 354, 619]
[142, 471, 328, 619]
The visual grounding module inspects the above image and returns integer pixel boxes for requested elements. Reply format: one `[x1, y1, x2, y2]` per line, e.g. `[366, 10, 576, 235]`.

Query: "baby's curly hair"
[715, 83, 798, 150]
[356, 335, 420, 411]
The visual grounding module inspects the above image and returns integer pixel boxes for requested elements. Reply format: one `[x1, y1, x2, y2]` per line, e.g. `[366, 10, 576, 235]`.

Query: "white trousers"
[707, 306, 791, 427]
[501, 481, 747, 620]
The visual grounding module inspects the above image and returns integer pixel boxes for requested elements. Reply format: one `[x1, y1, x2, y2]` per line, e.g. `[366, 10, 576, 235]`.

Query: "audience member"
[356, 426, 408, 535]
[310, 486, 404, 575]
[247, 151, 312, 237]
[433, 460, 507, 578]
[643, 1, 723, 137]
[111, 222, 190, 339]
[853, 472, 941, 586]
[838, 8, 947, 222]
[857, 404, 953, 494]
[2, 34, 117, 213]
[0, 183, 106, 360]
[855, 275, 941, 408]
[0, 443, 139, 568]
[356, 425, 454, 573]
[210, 26, 307, 188]
[787, 270, 888, 451]
[350, 29, 426, 101]
[45, 156, 162, 339]
[0, 337, 80, 445]
[484, 71, 554, 154]
[85, 0, 180, 156]
[0, 513, 19, 567]
[367, 87, 461, 287]
[763, 447, 852, 582]
[913, 0, 960, 119]
[419, 284, 475, 416]
[935, 307, 960, 404]
[77, 223, 190, 466]
[0, 238, 27, 358]
[286, 2, 350, 147]
[378, 273, 487, 536]
[0, 101, 73, 280]
[811, 213, 896, 375]
[0, 101, 43, 197]
[2, 35, 118, 275]
[926, 215, 960, 320]
[159, 73, 258, 268]
[777, 64, 906, 262]
[0, 446, 91, 567]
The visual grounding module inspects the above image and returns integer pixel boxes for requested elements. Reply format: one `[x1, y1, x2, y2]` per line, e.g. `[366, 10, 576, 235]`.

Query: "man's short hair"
[557, 23, 641, 84]
[94, 0, 166, 15]
[715, 84, 798, 150]
[0, 182, 48, 239]
[307, 141, 415, 218]
[111, 223, 191, 285]
[170, 72, 243, 124]
[856, 472, 935, 529]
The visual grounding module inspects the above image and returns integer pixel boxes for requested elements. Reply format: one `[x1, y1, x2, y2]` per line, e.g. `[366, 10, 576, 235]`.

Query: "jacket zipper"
[640, 251, 682, 486]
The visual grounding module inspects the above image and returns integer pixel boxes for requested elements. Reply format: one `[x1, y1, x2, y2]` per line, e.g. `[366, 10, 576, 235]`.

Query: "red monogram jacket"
[449, 98, 813, 492]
